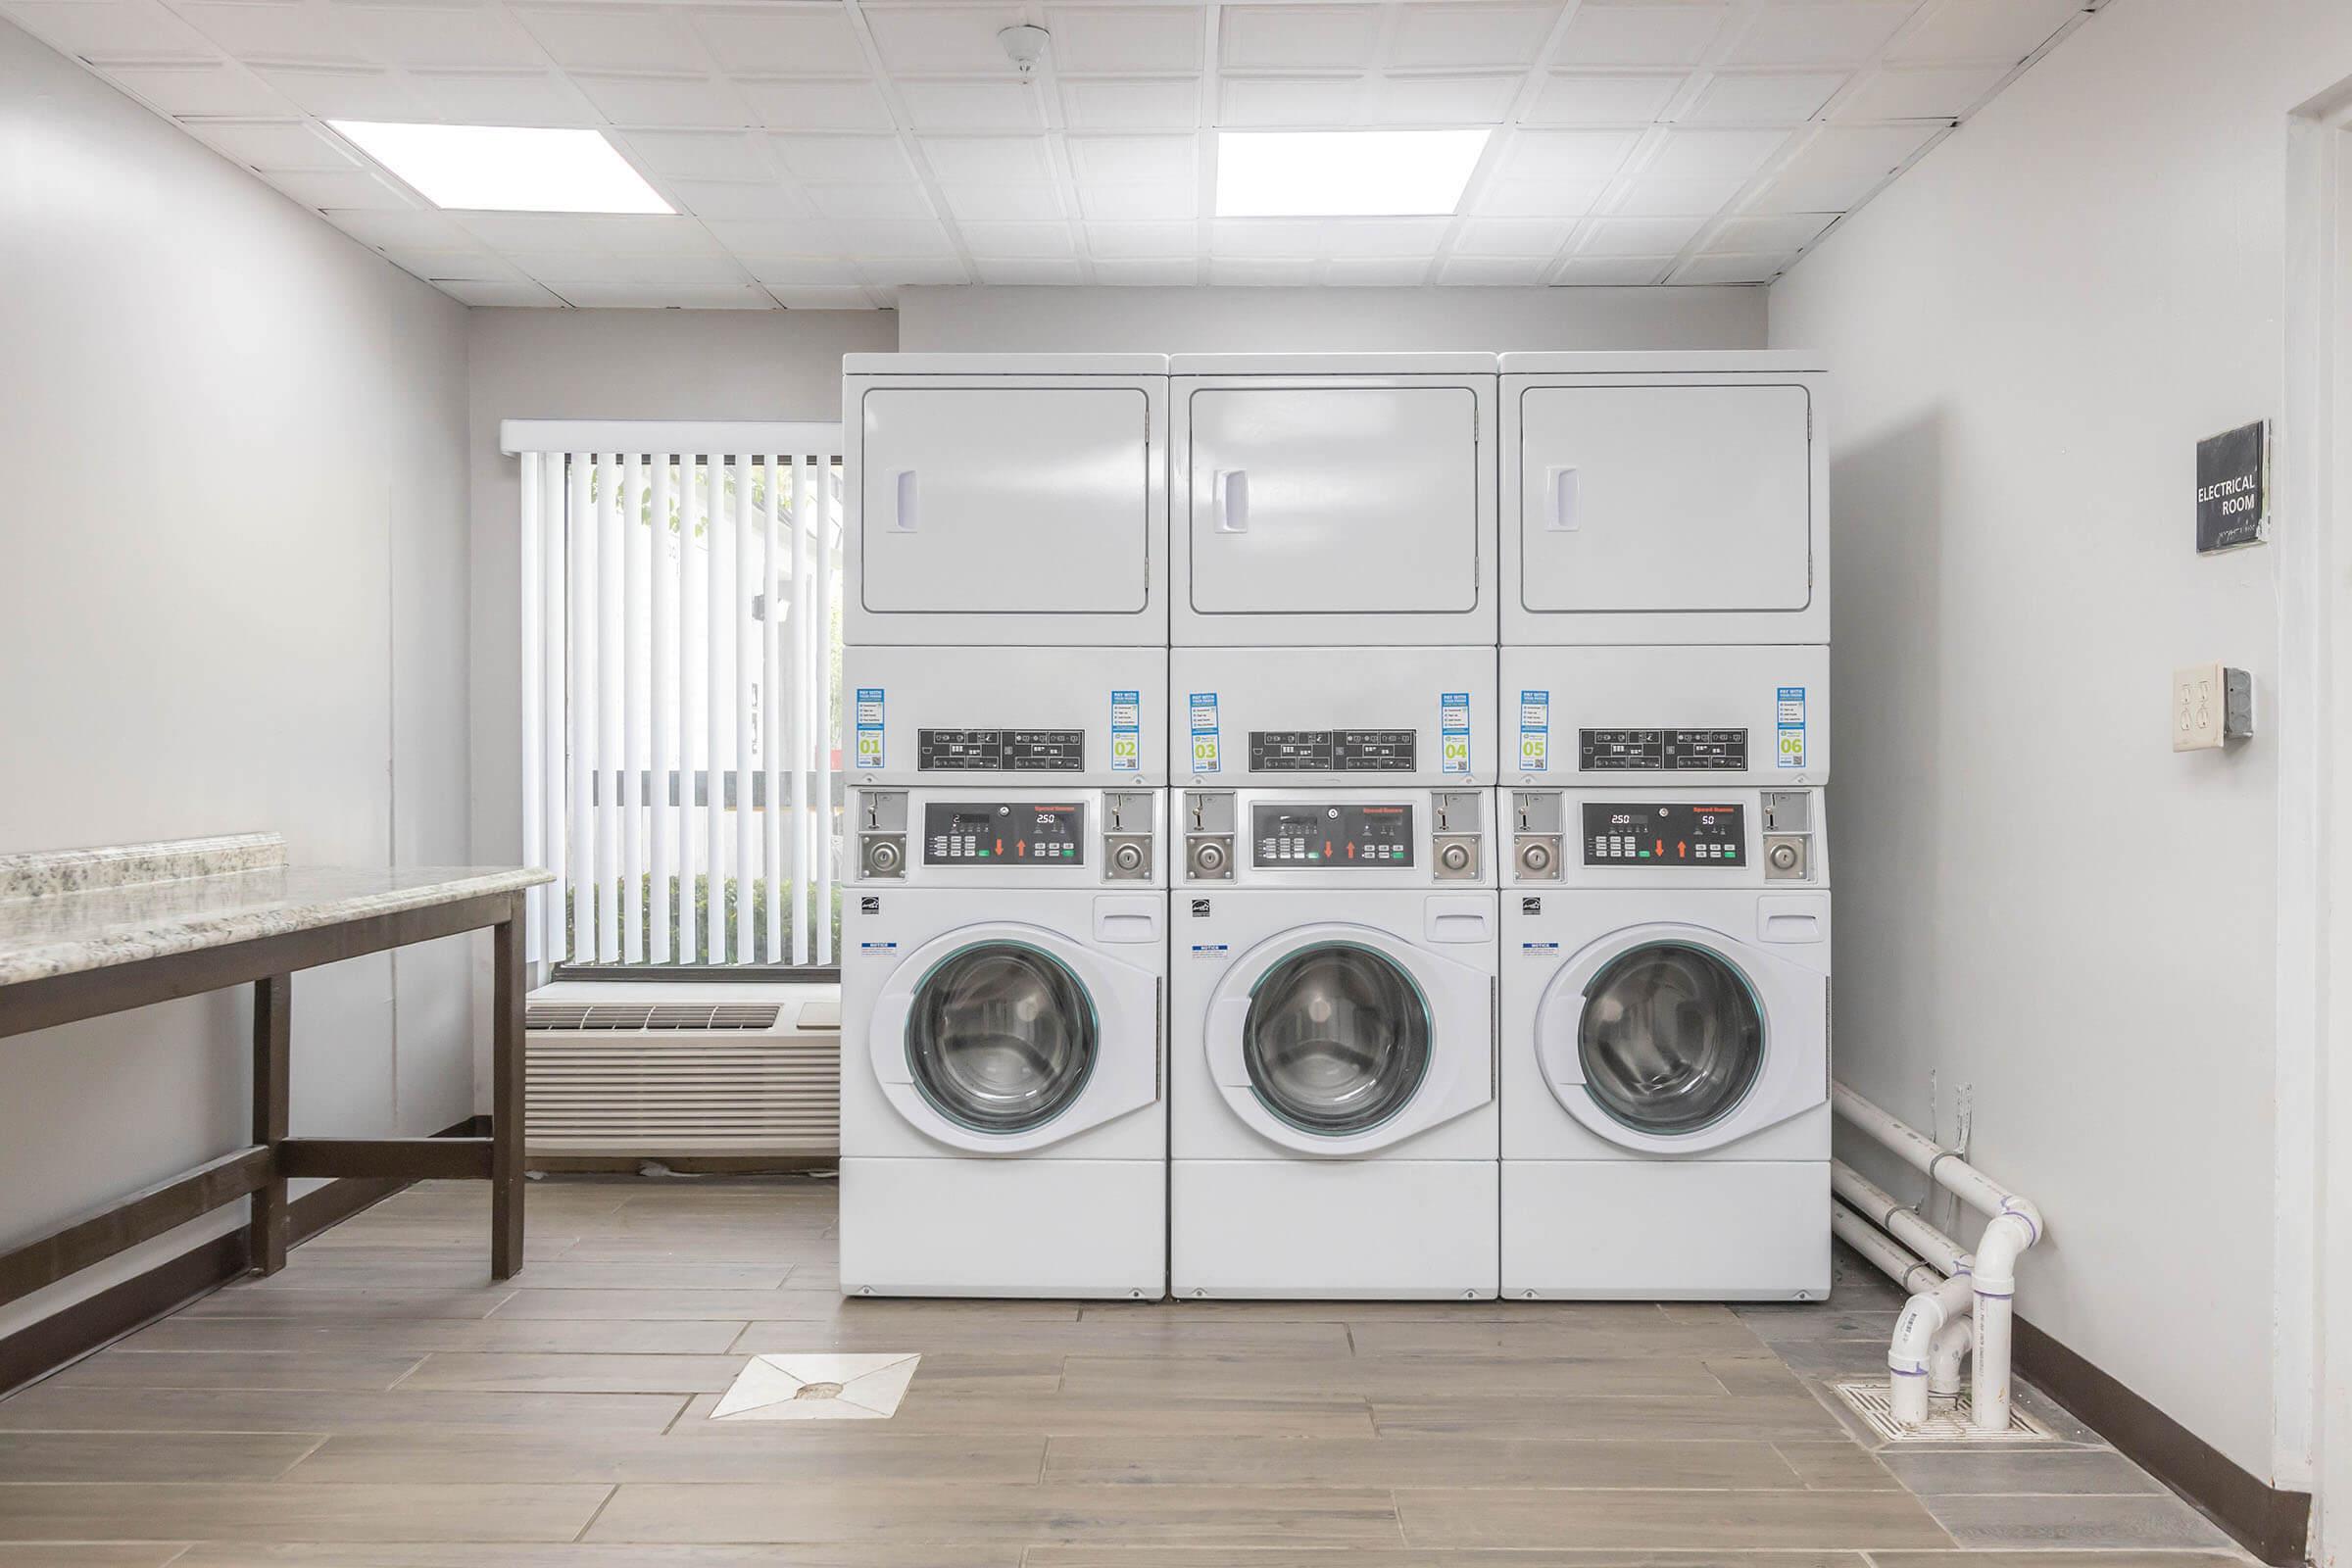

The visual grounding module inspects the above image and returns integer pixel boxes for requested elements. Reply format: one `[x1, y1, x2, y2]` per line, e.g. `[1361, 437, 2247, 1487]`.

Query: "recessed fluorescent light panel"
[328, 122, 671, 214]
[1215, 128, 1491, 218]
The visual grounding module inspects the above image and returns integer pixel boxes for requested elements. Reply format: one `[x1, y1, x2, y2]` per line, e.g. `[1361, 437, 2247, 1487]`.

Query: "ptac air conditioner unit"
[523, 981, 840, 1159]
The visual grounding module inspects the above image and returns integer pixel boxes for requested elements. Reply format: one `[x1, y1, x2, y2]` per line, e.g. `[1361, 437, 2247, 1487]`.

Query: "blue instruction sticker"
[1518, 690, 1549, 772]
[1776, 686, 1806, 769]
[1110, 689, 1141, 772]
[855, 687, 885, 770]
[1189, 691, 1220, 774]
[1440, 692, 1471, 775]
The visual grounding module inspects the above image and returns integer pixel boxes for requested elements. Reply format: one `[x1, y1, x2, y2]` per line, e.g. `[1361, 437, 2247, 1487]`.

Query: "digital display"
[918, 728, 1084, 771]
[923, 802, 1085, 865]
[1247, 729, 1417, 771]
[1579, 728, 1749, 771]
[1250, 803, 1414, 867]
[1581, 802, 1743, 866]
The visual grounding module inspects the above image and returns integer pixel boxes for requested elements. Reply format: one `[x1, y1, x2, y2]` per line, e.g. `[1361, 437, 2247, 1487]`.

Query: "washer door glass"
[1243, 944, 1431, 1136]
[1577, 942, 1763, 1136]
[906, 943, 1098, 1134]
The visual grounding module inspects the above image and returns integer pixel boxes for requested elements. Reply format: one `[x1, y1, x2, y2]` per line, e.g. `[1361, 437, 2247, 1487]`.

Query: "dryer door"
[871, 923, 1159, 1153]
[1535, 922, 1825, 1154]
[1205, 923, 1493, 1156]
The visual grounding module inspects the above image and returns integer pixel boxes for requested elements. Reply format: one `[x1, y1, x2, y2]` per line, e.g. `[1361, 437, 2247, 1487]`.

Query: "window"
[507, 421, 844, 972]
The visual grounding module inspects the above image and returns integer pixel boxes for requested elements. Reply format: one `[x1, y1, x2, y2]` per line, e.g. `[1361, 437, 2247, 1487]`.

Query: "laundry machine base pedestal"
[840, 1156, 1165, 1298]
[1172, 1158, 1498, 1299]
[1501, 1159, 1830, 1300]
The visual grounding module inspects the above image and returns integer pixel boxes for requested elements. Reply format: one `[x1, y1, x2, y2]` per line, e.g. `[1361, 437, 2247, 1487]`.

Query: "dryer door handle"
[1213, 468, 1250, 533]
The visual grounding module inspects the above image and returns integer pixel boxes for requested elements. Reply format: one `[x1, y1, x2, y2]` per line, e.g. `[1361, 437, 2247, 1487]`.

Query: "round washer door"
[1206, 922, 1493, 1157]
[871, 922, 1160, 1153]
[1535, 923, 1826, 1154]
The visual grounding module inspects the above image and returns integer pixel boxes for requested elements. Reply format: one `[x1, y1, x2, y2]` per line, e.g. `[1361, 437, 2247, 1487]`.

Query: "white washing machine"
[844, 353, 1168, 648]
[1501, 784, 1831, 1300]
[1172, 645, 1496, 788]
[1501, 643, 1828, 790]
[1171, 353, 1497, 647]
[1499, 352, 1828, 646]
[847, 644, 1168, 787]
[1171, 786, 1498, 1298]
[841, 784, 1168, 1298]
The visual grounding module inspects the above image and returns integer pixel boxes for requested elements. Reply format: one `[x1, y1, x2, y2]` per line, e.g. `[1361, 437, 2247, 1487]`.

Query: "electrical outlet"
[2173, 663, 2253, 752]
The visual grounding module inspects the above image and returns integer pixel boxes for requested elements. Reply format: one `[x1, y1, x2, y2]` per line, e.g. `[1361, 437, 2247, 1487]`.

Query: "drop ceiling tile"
[768, 284, 877, 308]
[572, 72, 751, 127]
[1454, 217, 1574, 254]
[96, 60, 294, 114]
[1076, 182, 1195, 220]
[4, 0, 218, 60]
[976, 258, 1085, 282]
[1608, 174, 1747, 214]
[1551, 1, 1729, 67]
[617, 128, 774, 181]
[1475, 175, 1608, 216]
[583, 213, 725, 253]
[1709, 209, 1835, 250]
[534, 251, 748, 285]
[181, 116, 359, 170]
[511, 4, 706, 70]
[1885, 0, 2082, 64]
[863, 3, 1025, 72]
[1493, 127, 1641, 181]
[898, 77, 1045, 130]
[1323, 216, 1451, 254]
[1832, 62, 2009, 121]
[860, 256, 969, 285]
[319, 205, 476, 245]
[1440, 254, 1550, 283]
[249, 62, 427, 116]
[1084, 220, 1197, 256]
[1577, 212, 1705, 254]
[1067, 132, 1194, 184]
[661, 178, 814, 220]
[1554, 252, 1671, 283]
[808, 182, 938, 220]
[1218, 74, 1364, 127]
[1682, 69, 1846, 123]
[1092, 256, 1200, 283]
[1323, 256, 1430, 284]
[1219, 4, 1380, 71]
[411, 68, 599, 123]
[1672, 249, 1791, 282]
[554, 281, 773, 308]
[766, 133, 916, 183]
[1210, 257, 1316, 284]
[737, 77, 894, 128]
[1642, 126, 1790, 181]
[1391, 3, 1556, 69]
[176, 0, 367, 61]
[432, 277, 566, 306]
[1061, 75, 1200, 129]
[1372, 73, 1520, 124]
[1045, 5, 1203, 73]
[336, 3, 548, 68]
[831, 217, 956, 255]
[1723, 2, 1912, 67]
[705, 217, 848, 253]
[940, 184, 1068, 220]
[689, 6, 868, 74]
[742, 255, 864, 284]
[919, 134, 1055, 184]
[1524, 71, 1685, 125]
[1207, 218, 1321, 255]
[261, 165, 419, 207]
[957, 220, 1075, 257]
[377, 243, 524, 280]
[1743, 120, 1937, 209]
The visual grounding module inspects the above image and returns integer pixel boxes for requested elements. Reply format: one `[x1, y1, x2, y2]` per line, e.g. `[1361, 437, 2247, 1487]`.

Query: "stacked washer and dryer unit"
[1497, 353, 1834, 1300]
[838, 349, 1832, 1303]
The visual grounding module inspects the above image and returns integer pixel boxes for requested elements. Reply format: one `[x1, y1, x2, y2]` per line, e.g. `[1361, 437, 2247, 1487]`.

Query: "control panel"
[1182, 789, 1485, 884]
[916, 728, 1084, 772]
[1579, 728, 1748, 772]
[1251, 803, 1413, 867]
[924, 802, 1084, 865]
[1247, 729, 1417, 772]
[854, 788, 1158, 883]
[1582, 802, 1743, 866]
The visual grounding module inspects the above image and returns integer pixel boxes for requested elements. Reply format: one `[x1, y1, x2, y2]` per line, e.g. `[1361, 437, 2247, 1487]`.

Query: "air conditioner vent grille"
[524, 995, 835, 1157]
[526, 1002, 782, 1032]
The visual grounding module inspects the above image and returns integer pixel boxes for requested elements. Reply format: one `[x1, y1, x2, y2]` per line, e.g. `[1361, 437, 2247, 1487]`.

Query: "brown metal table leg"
[490, 902, 526, 1280]
[250, 974, 290, 1275]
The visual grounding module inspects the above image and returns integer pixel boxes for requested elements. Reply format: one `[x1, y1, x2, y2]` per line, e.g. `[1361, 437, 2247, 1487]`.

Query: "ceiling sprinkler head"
[998, 24, 1051, 75]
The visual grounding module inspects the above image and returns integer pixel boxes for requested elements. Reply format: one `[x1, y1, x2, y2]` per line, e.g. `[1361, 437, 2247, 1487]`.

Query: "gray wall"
[0, 18, 474, 1334]
[1771, 0, 2352, 1487]
[896, 284, 1766, 353]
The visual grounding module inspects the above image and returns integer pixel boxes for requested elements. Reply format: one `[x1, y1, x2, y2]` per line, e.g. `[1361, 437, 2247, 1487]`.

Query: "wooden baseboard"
[2014, 1314, 2311, 1565]
[0, 1115, 489, 1398]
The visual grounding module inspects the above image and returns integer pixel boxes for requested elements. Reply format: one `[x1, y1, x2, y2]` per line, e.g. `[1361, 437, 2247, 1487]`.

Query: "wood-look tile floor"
[0, 1177, 2250, 1567]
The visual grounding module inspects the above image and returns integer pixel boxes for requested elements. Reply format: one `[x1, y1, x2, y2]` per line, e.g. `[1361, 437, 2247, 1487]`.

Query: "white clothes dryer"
[1501, 643, 1828, 791]
[1172, 644, 1496, 789]
[1501, 786, 1831, 1300]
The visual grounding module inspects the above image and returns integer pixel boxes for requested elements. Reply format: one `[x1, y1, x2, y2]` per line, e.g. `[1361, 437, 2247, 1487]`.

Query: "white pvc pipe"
[1833, 1160, 1970, 1277]
[1930, 1314, 1975, 1397]
[1830, 1199, 1943, 1297]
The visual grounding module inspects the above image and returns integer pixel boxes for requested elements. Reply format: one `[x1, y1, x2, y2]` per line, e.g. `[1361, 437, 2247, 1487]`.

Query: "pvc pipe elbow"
[1973, 1207, 2039, 1294]
[1887, 1271, 1974, 1375]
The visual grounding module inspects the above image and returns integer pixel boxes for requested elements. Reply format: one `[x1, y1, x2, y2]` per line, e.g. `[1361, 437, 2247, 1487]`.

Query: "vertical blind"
[505, 421, 843, 970]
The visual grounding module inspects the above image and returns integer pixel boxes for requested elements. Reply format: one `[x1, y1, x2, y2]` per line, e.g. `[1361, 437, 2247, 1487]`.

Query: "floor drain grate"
[711, 1354, 920, 1422]
[1835, 1380, 2059, 1443]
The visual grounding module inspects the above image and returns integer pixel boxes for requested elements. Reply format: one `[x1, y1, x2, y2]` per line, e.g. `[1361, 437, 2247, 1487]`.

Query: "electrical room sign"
[2195, 420, 2271, 553]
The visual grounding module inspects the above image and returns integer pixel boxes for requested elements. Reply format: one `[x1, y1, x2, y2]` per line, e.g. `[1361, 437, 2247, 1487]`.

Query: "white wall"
[465, 308, 897, 903]
[896, 284, 1765, 353]
[1771, 0, 2352, 1489]
[0, 19, 473, 1335]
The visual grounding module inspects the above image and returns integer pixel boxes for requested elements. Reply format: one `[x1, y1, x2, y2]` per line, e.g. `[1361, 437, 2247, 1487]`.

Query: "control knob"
[1439, 842, 1472, 872]
[1768, 842, 1800, 871]
[1518, 841, 1551, 874]
[1111, 842, 1147, 873]
[867, 840, 902, 874]
[1191, 840, 1227, 876]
